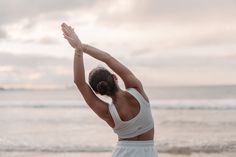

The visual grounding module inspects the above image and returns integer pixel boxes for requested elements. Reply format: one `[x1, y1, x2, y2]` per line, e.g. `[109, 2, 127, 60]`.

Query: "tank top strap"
[126, 88, 149, 105]
[108, 103, 122, 127]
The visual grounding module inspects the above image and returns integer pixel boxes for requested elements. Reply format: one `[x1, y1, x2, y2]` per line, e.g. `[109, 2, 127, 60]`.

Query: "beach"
[1, 108, 236, 157]
[1, 152, 236, 157]
[0, 87, 236, 157]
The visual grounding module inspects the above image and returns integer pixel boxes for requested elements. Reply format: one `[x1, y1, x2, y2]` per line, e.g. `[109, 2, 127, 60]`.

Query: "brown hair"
[89, 67, 117, 96]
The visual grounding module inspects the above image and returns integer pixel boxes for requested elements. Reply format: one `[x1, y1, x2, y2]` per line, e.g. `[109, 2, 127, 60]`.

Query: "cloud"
[92, 0, 236, 50]
[0, 0, 109, 44]
[2, 0, 235, 51]
[0, 0, 98, 25]
[0, 28, 7, 39]
[156, 24, 236, 48]
[3, 0, 235, 27]
[97, 0, 236, 26]
[38, 37, 59, 45]
[0, 52, 71, 67]
[1, 1, 236, 87]
[0, 66, 14, 72]
[1, 49, 236, 88]
[0, 52, 73, 88]
[126, 51, 236, 70]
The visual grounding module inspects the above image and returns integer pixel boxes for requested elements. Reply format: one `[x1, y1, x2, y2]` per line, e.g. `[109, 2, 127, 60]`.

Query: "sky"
[0, 0, 236, 89]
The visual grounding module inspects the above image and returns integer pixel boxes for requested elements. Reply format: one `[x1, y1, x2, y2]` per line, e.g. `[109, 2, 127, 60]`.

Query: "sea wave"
[0, 141, 236, 154]
[0, 99, 236, 110]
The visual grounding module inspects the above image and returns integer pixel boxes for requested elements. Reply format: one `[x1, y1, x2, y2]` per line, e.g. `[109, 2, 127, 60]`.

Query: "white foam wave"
[0, 142, 235, 154]
[0, 99, 236, 110]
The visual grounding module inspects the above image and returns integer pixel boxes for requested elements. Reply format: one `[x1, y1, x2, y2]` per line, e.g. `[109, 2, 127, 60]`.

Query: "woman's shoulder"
[126, 87, 150, 103]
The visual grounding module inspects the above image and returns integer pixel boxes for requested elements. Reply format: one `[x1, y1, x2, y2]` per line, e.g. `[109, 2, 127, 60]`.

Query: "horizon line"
[1, 84, 236, 91]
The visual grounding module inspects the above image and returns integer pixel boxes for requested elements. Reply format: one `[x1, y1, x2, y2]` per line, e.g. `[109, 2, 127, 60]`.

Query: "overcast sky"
[0, 0, 236, 89]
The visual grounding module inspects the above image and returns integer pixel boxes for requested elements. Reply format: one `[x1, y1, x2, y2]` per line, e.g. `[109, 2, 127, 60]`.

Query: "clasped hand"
[61, 23, 83, 52]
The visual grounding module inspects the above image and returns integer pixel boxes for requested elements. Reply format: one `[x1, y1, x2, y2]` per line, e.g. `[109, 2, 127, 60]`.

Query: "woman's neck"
[111, 87, 125, 103]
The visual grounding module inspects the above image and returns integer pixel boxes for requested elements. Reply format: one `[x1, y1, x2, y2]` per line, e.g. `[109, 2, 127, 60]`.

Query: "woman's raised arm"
[82, 44, 148, 101]
[61, 23, 114, 125]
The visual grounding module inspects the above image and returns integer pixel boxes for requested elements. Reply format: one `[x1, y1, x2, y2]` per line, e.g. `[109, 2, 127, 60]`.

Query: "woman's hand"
[61, 23, 83, 52]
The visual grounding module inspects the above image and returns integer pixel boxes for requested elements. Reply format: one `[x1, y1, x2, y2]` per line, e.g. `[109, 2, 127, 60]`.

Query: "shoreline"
[1, 152, 236, 157]
[1, 86, 236, 101]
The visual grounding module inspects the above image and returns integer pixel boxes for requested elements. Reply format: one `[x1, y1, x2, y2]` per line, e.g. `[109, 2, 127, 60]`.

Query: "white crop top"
[108, 88, 154, 138]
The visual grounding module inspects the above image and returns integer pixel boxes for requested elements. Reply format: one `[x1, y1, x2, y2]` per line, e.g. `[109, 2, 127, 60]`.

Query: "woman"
[61, 23, 158, 157]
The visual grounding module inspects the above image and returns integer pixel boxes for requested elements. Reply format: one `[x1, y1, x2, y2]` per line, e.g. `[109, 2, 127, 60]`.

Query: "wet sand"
[1, 152, 236, 157]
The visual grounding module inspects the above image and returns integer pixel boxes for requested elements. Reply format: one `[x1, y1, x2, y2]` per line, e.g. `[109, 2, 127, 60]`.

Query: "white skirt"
[112, 140, 158, 157]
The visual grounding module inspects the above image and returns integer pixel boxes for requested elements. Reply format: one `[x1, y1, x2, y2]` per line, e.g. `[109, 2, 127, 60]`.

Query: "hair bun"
[97, 81, 110, 95]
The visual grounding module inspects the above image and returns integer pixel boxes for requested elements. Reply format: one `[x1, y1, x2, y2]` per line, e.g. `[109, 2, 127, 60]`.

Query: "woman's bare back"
[110, 89, 154, 141]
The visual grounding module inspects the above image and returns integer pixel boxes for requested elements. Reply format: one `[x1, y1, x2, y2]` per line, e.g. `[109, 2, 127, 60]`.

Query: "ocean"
[0, 86, 236, 157]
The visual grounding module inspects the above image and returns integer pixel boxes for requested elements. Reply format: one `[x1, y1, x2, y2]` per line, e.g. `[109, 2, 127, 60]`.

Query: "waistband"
[117, 140, 154, 147]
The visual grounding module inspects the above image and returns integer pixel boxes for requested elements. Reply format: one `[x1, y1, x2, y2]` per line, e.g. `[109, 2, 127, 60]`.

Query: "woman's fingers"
[66, 26, 74, 35]
[61, 23, 71, 32]
[62, 26, 75, 38]
[69, 26, 74, 32]
[61, 27, 67, 34]
[63, 29, 78, 41]
[61, 23, 73, 31]
[61, 23, 79, 45]
[63, 34, 74, 41]
[61, 22, 67, 27]
[62, 27, 70, 36]
[61, 23, 75, 34]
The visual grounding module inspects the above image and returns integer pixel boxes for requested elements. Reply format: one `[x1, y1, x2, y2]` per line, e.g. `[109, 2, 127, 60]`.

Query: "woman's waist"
[118, 128, 154, 141]
[116, 140, 155, 147]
